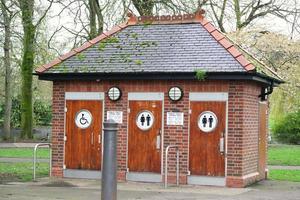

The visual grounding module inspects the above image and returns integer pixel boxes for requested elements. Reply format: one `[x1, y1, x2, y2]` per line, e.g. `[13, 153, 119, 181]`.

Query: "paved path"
[268, 165, 300, 170]
[0, 157, 49, 163]
[0, 178, 300, 200]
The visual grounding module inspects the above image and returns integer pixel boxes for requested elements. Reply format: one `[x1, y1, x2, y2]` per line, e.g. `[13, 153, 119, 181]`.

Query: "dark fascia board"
[35, 71, 283, 86]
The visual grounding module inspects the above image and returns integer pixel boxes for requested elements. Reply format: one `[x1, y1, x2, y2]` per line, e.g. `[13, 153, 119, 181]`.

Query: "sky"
[45, 1, 299, 54]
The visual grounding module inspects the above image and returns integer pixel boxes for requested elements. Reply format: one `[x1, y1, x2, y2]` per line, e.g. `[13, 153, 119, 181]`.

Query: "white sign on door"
[75, 109, 92, 129]
[136, 110, 154, 131]
[107, 111, 123, 124]
[167, 112, 184, 125]
[198, 111, 218, 132]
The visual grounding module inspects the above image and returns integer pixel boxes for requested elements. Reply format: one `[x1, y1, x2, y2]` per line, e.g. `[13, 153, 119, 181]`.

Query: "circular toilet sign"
[136, 110, 154, 131]
[198, 111, 218, 132]
[75, 109, 92, 129]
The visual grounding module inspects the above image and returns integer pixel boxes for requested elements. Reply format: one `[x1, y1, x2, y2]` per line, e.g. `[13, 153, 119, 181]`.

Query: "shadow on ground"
[0, 178, 300, 200]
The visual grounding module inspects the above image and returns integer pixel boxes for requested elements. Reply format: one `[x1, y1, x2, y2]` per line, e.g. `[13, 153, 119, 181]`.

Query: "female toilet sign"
[75, 109, 92, 129]
[136, 110, 154, 131]
[198, 111, 218, 132]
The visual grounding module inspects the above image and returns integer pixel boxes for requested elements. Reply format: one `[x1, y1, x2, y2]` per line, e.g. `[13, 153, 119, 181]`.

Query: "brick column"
[51, 81, 65, 177]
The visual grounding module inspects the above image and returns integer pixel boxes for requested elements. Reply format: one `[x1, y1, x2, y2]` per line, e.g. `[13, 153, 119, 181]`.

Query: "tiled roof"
[36, 10, 256, 74]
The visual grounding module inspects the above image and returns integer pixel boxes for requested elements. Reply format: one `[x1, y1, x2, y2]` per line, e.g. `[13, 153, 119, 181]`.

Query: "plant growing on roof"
[135, 60, 143, 65]
[142, 20, 152, 28]
[98, 36, 120, 51]
[76, 53, 86, 61]
[195, 69, 207, 80]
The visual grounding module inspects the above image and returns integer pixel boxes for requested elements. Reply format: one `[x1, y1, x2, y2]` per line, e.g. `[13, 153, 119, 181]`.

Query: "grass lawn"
[269, 169, 300, 182]
[268, 145, 300, 166]
[0, 148, 50, 159]
[0, 162, 49, 182]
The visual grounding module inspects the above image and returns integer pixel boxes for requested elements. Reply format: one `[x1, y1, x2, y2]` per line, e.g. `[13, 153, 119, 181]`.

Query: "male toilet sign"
[136, 110, 154, 131]
[75, 109, 93, 129]
[198, 111, 218, 132]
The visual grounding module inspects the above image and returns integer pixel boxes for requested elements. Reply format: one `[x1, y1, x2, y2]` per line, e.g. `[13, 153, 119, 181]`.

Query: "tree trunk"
[89, 0, 97, 39]
[1, 0, 12, 140]
[19, 0, 36, 139]
[88, 0, 103, 39]
[132, 0, 154, 16]
[233, 0, 242, 29]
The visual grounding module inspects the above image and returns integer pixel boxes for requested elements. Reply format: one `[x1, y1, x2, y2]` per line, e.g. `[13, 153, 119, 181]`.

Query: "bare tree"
[0, 0, 17, 139]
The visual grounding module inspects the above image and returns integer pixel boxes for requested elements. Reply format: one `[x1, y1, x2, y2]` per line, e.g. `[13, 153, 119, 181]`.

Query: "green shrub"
[33, 100, 52, 126]
[272, 109, 300, 144]
[0, 98, 52, 128]
[11, 98, 22, 128]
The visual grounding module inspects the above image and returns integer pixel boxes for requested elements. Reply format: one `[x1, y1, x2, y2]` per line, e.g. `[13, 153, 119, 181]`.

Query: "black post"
[101, 119, 118, 200]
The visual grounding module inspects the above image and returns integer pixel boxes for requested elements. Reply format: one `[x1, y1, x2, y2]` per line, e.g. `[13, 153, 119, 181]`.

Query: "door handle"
[91, 132, 94, 145]
[156, 129, 161, 150]
[219, 131, 225, 155]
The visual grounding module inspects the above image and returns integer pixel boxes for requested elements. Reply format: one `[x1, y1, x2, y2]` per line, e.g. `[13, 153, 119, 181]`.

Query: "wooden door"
[258, 102, 268, 177]
[65, 100, 102, 170]
[189, 101, 226, 176]
[128, 101, 162, 173]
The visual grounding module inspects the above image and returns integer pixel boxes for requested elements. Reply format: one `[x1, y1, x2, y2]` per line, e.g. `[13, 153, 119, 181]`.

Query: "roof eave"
[35, 71, 283, 86]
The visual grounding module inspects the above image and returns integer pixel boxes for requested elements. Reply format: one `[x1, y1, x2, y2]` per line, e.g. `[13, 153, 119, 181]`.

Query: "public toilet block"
[35, 10, 282, 187]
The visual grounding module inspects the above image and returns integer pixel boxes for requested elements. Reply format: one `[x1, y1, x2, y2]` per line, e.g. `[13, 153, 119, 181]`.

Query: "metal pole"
[176, 148, 179, 186]
[33, 143, 51, 181]
[165, 145, 180, 189]
[101, 119, 118, 200]
[164, 146, 169, 189]
[33, 145, 37, 180]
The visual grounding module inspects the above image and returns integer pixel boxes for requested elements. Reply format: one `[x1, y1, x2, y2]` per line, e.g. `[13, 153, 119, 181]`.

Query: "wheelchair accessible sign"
[75, 109, 92, 129]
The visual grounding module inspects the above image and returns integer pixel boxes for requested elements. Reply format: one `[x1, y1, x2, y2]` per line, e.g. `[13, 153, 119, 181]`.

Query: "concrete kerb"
[22, 178, 251, 196]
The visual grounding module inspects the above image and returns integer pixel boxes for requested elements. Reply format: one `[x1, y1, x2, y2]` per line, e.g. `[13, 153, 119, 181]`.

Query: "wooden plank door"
[65, 100, 102, 170]
[128, 101, 162, 173]
[258, 102, 268, 177]
[189, 101, 226, 176]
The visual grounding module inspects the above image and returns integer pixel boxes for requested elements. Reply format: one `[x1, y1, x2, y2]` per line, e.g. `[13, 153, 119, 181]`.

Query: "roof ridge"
[135, 9, 205, 24]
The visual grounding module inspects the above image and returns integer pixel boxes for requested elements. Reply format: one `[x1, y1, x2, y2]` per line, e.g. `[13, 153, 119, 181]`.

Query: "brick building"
[36, 10, 282, 187]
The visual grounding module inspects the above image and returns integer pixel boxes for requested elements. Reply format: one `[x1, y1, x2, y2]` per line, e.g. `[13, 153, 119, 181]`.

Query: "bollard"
[101, 119, 118, 200]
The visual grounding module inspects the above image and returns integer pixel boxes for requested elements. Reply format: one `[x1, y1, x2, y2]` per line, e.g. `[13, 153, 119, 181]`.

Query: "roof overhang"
[35, 71, 283, 86]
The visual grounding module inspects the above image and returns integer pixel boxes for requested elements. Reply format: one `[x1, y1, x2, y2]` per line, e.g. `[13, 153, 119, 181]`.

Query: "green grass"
[0, 148, 50, 159]
[268, 145, 300, 166]
[269, 169, 300, 182]
[0, 162, 49, 182]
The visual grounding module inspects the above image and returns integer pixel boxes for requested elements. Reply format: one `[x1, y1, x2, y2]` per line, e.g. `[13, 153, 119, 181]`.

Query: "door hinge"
[64, 136, 67, 142]
[189, 109, 192, 114]
[126, 168, 129, 173]
[127, 108, 130, 113]
[63, 164, 66, 169]
[187, 170, 191, 175]
[65, 107, 68, 112]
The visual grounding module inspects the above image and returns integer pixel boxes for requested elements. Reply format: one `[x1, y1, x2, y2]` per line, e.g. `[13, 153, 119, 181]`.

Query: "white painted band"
[189, 92, 228, 101]
[128, 92, 164, 101]
[65, 92, 104, 100]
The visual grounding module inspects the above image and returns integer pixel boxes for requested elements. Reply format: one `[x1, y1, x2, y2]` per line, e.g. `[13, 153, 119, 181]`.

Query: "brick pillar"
[51, 81, 65, 177]
[226, 81, 261, 187]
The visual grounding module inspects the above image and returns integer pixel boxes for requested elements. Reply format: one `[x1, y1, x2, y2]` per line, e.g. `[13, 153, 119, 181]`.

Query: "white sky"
[45, 1, 299, 54]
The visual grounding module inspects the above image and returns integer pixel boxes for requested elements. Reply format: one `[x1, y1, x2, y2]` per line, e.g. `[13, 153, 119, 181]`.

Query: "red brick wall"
[226, 81, 262, 187]
[50, 79, 264, 187]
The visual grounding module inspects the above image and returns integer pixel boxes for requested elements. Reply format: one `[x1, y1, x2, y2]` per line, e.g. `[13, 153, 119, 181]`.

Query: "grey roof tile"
[46, 23, 245, 74]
